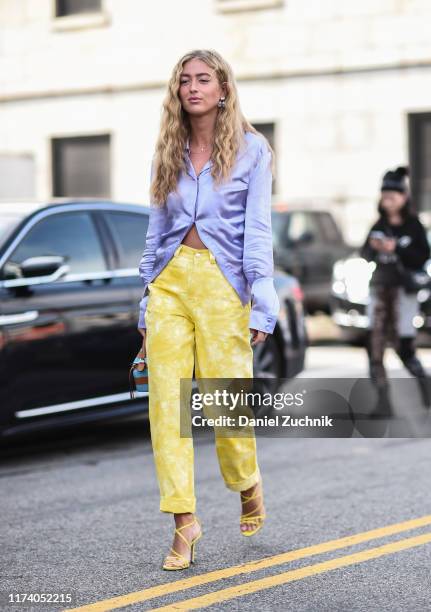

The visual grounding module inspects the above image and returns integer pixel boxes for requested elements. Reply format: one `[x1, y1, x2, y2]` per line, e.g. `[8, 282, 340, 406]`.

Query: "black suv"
[272, 208, 353, 313]
[0, 201, 307, 438]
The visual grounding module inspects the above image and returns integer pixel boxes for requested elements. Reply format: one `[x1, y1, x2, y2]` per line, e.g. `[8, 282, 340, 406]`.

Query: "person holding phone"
[135, 49, 279, 570]
[360, 166, 431, 414]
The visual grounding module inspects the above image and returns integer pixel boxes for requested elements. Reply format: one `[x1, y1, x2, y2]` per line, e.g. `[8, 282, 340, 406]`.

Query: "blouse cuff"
[248, 277, 279, 334]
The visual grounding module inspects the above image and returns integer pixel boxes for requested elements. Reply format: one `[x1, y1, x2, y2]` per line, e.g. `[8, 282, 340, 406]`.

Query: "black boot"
[364, 330, 393, 418]
[397, 337, 431, 409]
[403, 357, 431, 409]
[416, 376, 431, 409]
[365, 330, 388, 387]
[368, 383, 393, 419]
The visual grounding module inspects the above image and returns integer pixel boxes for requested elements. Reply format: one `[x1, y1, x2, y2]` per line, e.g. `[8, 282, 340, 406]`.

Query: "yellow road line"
[149, 531, 431, 611]
[63, 514, 431, 612]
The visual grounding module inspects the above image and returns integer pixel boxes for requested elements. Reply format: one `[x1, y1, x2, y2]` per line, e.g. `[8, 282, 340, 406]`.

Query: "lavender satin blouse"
[137, 130, 280, 334]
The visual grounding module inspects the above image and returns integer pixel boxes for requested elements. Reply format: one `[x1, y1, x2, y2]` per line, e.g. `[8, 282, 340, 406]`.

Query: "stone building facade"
[1, 0, 430, 243]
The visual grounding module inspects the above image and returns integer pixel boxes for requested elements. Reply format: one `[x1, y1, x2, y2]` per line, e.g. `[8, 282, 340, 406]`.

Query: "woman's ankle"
[174, 512, 195, 526]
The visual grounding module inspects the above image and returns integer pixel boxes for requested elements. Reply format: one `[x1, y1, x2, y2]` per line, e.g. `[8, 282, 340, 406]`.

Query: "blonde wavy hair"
[150, 49, 275, 207]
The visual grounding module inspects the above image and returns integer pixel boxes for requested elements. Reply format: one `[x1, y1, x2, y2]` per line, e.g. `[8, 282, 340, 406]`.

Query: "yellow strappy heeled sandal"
[240, 479, 266, 537]
[162, 516, 202, 570]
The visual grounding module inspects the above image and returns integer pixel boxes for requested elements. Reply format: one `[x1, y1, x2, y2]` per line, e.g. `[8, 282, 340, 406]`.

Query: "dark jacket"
[359, 215, 430, 287]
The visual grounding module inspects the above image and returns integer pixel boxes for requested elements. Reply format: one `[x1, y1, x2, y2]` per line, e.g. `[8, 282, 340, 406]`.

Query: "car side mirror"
[20, 255, 68, 278]
[2, 255, 69, 284]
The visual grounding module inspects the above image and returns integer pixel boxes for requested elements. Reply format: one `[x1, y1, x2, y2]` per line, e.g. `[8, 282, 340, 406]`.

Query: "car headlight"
[417, 289, 431, 303]
[333, 260, 345, 281]
[332, 280, 346, 295]
[343, 258, 374, 303]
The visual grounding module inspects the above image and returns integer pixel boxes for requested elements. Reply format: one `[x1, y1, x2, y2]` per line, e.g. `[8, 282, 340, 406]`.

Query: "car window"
[287, 212, 320, 243]
[4, 212, 106, 275]
[271, 212, 288, 250]
[317, 212, 343, 243]
[103, 211, 149, 269]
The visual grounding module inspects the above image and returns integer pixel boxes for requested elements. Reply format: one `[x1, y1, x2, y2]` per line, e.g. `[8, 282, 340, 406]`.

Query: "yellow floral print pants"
[145, 243, 261, 513]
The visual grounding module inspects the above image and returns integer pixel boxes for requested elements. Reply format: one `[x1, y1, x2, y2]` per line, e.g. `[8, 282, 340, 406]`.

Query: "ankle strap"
[175, 516, 199, 532]
[240, 490, 261, 502]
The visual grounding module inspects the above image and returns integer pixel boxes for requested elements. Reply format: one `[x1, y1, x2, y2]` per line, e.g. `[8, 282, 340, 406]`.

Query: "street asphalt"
[1, 343, 431, 611]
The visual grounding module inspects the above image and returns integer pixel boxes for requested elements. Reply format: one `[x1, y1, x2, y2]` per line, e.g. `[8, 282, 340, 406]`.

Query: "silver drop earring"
[217, 97, 226, 109]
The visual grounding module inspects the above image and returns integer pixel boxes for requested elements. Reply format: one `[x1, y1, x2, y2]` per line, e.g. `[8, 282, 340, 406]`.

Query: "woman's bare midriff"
[181, 223, 207, 249]
[181, 151, 211, 249]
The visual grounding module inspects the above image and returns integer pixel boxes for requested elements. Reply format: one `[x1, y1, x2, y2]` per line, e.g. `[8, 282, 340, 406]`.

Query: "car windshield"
[0, 214, 24, 248]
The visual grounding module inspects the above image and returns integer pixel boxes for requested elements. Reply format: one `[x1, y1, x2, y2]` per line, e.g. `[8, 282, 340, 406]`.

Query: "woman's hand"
[369, 237, 385, 251]
[381, 237, 397, 253]
[136, 328, 147, 371]
[250, 329, 268, 346]
[369, 237, 397, 253]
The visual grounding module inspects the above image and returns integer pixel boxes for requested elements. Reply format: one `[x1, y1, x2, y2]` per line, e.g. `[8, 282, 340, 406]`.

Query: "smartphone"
[370, 231, 386, 241]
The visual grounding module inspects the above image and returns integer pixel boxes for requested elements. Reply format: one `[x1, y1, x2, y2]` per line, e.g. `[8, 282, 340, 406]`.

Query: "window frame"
[51, 133, 111, 199]
[215, 0, 283, 13]
[55, 0, 102, 18]
[408, 112, 431, 214]
[252, 121, 277, 194]
[52, 0, 109, 31]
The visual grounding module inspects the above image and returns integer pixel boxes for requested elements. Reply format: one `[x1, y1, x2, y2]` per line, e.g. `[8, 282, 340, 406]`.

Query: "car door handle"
[0, 310, 39, 325]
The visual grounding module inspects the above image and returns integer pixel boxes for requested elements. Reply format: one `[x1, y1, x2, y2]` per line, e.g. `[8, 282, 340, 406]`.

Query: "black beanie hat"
[381, 166, 409, 193]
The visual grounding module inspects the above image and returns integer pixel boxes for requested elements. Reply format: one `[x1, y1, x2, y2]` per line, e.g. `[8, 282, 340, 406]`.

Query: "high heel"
[162, 516, 202, 570]
[240, 479, 266, 537]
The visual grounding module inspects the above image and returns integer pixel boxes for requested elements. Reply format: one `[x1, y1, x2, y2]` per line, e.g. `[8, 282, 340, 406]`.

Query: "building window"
[215, 0, 283, 13]
[56, 0, 101, 17]
[409, 113, 431, 213]
[52, 135, 111, 198]
[253, 122, 276, 194]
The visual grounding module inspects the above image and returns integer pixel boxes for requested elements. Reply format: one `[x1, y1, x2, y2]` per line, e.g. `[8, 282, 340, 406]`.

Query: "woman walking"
[360, 166, 431, 414]
[135, 49, 279, 570]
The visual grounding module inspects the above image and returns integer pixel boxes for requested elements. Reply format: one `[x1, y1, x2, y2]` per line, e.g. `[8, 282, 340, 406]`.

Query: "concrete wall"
[1, 0, 430, 244]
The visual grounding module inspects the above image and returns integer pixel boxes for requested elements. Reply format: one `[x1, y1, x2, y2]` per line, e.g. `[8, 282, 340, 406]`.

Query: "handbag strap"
[129, 364, 136, 400]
